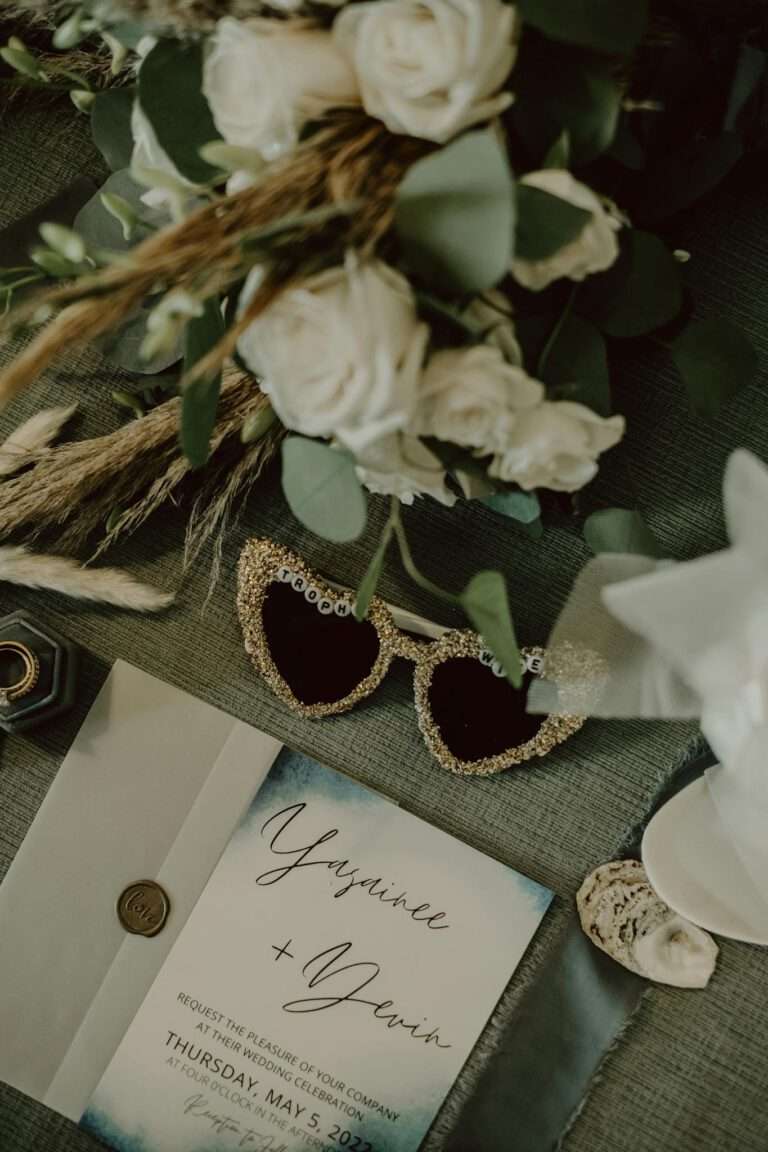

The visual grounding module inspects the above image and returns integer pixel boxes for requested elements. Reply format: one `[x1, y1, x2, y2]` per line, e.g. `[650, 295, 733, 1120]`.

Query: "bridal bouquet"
[0, 0, 763, 665]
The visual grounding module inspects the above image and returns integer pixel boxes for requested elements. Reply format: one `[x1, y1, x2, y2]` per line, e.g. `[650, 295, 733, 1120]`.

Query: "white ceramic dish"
[642, 774, 768, 946]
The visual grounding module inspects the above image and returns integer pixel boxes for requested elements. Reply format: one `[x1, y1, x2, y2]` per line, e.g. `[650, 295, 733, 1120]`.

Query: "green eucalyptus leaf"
[644, 133, 743, 221]
[518, 0, 648, 54]
[672, 318, 758, 421]
[354, 524, 393, 621]
[241, 404, 277, 443]
[1, 45, 43, 79]
[578, 230, 682, 339]
[725, 44, 766, 132]
[109, 21, 148, 49]
[460, 570, 522, 688]
[542, 314, 610, 415]
[514, 56, 621, 166]
[78, 175, 177, 370]
[99, 305, 183, 375]
[609, 121, 645, 170]
[91, 87, 136, 173]
[515, 184, 591, 262]
[53, 10, 85, 49]
[584, 508, 661, 556]
[395, 130, 515, 294]
[484, 489, 541, 524]
[71, 90, 95, 113]
[138, 39, 221, 185]
[180, 296, 225, 469]
[543, 130, 570, 169]
[281, 437, 367, 543]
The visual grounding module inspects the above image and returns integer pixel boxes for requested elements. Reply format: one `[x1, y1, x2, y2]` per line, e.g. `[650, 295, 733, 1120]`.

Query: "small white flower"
[415, 345, 542, 455]
[461, 289, 523, 366]
[238, 258, 428, 451]
[203, 17, 359, 161]
[334, 0, 519, 143]
[490, 401, 625, 492]
[512, 169, 621, 292]
[355, 433, 456, 505]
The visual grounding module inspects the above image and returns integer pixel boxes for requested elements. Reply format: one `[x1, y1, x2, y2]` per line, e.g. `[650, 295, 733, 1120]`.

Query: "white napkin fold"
[529, 448, 768, 898]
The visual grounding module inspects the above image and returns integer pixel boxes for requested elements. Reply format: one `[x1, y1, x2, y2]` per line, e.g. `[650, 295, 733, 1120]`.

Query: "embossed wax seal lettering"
[117, 880, 170, 937]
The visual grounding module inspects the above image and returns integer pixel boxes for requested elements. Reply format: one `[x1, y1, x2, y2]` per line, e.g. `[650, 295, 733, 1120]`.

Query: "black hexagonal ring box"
[0, 611, 79, 733]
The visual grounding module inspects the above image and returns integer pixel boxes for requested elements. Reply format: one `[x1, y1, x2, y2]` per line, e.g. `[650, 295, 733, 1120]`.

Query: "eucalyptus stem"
[538, 283, 578, 377]
[391, 499, 461, 607]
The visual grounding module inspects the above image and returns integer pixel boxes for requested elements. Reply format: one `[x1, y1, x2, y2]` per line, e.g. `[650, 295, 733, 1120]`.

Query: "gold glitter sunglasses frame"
[237, 538, 585, 777]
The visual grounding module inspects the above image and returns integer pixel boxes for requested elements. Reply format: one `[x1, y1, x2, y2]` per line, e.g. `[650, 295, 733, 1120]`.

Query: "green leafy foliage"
[543, 130, 570, 169]
[354, 524, 393, 621]
[484, 490, 543, 539]
[395, 130, 515, 294]
[518, 0, 648, 55]
[541, 313, 610, 415]
[514, 51, 622, 165]
[91, 87, 136, 173]
[281, 438, 367, 543]
[460, 570, 522, 688]
[241, 404, 277, 444]
[584, 508, 661, 556]
[578, 230, 682, 338]
[484, 489, 541, 524]
[180, 297, 225, 469]
[76, 172, 180, 374]
[138, 39, 221, 185]
[643, 133, 743, 221]
[672, 318, 758, 420]
[515, 184, 592, 262]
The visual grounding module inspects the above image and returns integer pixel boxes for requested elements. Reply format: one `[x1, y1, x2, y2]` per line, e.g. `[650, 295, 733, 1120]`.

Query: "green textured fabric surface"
[0, 98, 767, 1152]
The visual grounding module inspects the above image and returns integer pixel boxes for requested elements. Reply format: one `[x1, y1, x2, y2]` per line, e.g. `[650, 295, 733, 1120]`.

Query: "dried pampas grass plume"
[0, 369, 281, 561]
[0, 114, 429, 411]
[0, 545, 173, 610]
[0, 403, 76, 477]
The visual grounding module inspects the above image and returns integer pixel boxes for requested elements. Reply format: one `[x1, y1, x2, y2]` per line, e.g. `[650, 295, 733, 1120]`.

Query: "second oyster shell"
[576, 859, 718, 989]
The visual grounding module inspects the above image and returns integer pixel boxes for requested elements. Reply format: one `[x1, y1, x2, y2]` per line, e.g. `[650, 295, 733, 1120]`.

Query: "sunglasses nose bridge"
[392, 633, 431, 663]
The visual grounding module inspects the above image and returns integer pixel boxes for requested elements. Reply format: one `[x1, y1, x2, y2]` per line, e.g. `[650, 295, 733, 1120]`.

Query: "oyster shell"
[576, 859, 718, 988]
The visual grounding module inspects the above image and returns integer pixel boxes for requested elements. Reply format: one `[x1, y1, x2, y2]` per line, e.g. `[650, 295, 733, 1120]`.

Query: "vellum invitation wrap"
[81, 749, 551, 1152]
[0, 660, 551, 1152]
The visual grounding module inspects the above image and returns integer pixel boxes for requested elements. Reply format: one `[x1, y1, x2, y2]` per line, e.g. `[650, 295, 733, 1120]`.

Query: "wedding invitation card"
[82, 747, 551, 1152]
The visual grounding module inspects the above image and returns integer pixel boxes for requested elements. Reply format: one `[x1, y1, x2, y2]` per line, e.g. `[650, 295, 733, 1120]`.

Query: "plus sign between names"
[271, 939, 295, 962]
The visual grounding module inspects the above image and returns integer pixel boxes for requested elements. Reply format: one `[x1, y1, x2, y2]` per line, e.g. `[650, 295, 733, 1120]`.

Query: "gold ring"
[0, 641, 39, 708]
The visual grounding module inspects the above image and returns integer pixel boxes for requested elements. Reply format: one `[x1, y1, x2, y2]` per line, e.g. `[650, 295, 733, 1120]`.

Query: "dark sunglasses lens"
[261, 581, 381, 706]
[427, 657, 541, 763]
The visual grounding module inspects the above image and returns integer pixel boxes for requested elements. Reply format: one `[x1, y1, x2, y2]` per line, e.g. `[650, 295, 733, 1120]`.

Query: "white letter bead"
[334, 601, 351, 617]
[277, 565, 293, 583]
[491, 659, 505, 678]
[479, 649, 494, 667]
[527, 655, 544, 674]
[317, 598, 334, 615]
[305, 586, 320, 604]
[291, 574, 307, 593]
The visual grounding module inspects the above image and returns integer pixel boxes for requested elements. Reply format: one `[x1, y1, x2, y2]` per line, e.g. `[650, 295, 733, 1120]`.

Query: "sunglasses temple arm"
[324, 579, 448, 640]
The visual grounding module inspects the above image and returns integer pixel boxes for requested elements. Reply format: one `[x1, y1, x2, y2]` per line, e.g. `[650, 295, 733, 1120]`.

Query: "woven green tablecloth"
[1, 98, 767, 1152]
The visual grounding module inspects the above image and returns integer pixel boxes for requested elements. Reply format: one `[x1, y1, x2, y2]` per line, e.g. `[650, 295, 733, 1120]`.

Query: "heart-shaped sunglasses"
[237, 539, 585, 776]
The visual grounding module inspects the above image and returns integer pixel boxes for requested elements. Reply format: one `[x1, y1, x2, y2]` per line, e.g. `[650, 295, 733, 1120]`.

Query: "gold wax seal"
[117, 880, 170, 937]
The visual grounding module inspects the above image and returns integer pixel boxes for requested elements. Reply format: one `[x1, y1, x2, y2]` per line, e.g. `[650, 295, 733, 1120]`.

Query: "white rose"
[461, 289, 522, 365]
[512, 169, 621, 292]
[203, 17, 360, 161]
[238, 259, 428, 451]
[490, 401, 625, 491]
[356, 434, 456, 505]
[415, 345, 542, 454]
[334, 0, 519, 143]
